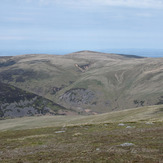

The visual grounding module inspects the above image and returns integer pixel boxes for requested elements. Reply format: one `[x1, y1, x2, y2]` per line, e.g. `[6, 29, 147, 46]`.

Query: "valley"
[0, 51, 163, 117]
[0, 51, 163, 162]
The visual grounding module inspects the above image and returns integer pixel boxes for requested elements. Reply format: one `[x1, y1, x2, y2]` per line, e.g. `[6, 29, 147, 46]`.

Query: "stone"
[118, 123, 125, 126]
[120, 143, 134, 147]
[55, 131, 65, 134]
[145, 122, 154, 125]
[126, 126, 132, 128]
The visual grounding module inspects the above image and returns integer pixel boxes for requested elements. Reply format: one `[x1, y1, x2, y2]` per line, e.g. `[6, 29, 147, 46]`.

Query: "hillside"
[0, 82, 76, 118]
[0, 104, 162, 131]
[0, 105, 162, 162]
[0, 51, 163, 115]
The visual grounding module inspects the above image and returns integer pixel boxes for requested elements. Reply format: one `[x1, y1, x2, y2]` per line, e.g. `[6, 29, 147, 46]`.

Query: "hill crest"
[0, 50, 163, 118]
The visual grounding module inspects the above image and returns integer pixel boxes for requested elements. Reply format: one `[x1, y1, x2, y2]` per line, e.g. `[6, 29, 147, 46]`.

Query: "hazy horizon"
[0, 48, 163, 58]
[0, 0, 163, 57]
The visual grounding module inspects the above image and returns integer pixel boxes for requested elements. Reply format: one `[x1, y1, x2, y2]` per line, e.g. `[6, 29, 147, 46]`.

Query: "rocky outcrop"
[59, 88, 96, 106]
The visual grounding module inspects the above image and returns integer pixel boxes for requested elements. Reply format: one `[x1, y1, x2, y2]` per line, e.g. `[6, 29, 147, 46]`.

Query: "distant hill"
[0, 51, 163, 117]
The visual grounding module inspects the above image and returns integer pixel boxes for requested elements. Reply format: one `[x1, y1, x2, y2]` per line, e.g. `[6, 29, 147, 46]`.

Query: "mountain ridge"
[67, 50, 145, 59]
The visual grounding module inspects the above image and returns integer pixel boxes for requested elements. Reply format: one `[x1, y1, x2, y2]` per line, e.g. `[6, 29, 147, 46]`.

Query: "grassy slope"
[0, 51, 163, 114]
[0, 105, 162, 162]
[0, 104, 162, 131]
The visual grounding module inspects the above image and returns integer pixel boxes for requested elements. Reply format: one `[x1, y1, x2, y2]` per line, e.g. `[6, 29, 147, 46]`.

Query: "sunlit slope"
[0, 105, 162, 131]
[0, 51, 163, 114]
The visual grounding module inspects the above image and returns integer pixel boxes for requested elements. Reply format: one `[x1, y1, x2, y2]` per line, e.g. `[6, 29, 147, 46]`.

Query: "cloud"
[94, 0, 163, 8]
[0, 36, 30, 41]
[5, 17, 33, 22]
[136, 13, 152, 17]
[36, 0, 163, 8]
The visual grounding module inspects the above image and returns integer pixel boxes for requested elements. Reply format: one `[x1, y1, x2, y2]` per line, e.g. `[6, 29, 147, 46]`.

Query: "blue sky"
[0, 0, 163, 56]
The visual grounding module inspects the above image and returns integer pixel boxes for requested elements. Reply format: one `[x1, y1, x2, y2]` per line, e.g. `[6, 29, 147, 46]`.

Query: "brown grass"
[0, 122, 162, 162]
[0, 105, 162, 162]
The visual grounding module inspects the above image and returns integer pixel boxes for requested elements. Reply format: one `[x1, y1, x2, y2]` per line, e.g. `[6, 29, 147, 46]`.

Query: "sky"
[0, 0, 163, 57]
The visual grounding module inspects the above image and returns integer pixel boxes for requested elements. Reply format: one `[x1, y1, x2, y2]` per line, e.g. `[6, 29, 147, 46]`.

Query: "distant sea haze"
[0, 48, 163, 58]
[104, 48, 163, 58]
